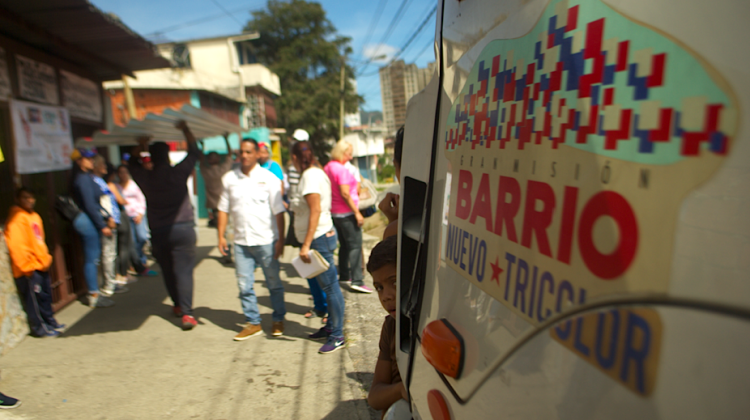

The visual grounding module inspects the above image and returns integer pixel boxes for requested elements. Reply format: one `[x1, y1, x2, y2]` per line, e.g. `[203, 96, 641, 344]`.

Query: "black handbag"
[54, 195, 81, 222]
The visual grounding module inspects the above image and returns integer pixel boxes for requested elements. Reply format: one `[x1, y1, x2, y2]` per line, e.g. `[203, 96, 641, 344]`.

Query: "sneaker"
[36, 329, 60, 338]
[308, 326, 331, 340]
[318, 336, 345, 354]
[139, 269, 158, 277]
[88, 294, 114, 308]
[173, 306, 183, 318]
[182, 315, 198, 331]
[350, 284, 374, 294]
[100, 284, 129, 297]
[339, 278, 351, 283]
[0, 392, 21, 409]
[272, 321, 284, 337]
[123, 275, 139, 284]
[47, 322, 66, 330]
[234, 324, 263, 341]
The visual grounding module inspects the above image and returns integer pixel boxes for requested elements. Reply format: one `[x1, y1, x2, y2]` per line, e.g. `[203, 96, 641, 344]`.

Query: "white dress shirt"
[217, 165, 286, 247]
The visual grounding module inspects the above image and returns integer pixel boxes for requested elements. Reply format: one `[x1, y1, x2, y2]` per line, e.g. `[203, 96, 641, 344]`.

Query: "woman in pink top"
[118, 165, 152, 272]
[324, 140, 372, 293]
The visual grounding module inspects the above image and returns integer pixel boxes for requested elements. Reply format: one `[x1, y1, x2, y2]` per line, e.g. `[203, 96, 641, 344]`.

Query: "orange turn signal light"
[427, 389, 452, 420]
[421, 319, 465, 379]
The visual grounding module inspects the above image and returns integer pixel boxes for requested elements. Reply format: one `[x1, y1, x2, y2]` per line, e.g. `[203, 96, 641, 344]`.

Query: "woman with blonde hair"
[324, 140, 372, 293]
[290, 141, 347, 353]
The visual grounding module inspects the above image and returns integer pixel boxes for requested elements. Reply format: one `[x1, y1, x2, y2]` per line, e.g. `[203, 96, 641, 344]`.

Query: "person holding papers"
[289, 141, 346, 354]
[217, 137, 287, 340]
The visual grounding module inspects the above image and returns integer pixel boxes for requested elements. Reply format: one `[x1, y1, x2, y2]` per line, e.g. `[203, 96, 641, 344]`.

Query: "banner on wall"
[0, 47, 11, 99]
[16, 55, 58, 105]
[60, 70, 102, 122]
[10, 99, 73, 174]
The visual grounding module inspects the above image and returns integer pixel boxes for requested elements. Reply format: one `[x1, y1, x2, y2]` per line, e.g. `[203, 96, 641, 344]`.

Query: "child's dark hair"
[366, 235, 398, 274]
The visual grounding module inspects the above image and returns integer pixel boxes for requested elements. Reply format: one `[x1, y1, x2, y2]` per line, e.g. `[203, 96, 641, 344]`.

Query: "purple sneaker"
[308, 327, 331, 340]
[350, 284, 373, 294]
[319, 336, 345, 354]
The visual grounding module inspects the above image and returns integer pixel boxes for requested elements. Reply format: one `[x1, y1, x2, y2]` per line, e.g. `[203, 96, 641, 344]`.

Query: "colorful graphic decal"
[443, 0, 736, 327]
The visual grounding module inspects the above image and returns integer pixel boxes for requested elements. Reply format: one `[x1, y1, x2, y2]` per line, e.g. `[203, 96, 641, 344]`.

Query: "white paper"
[291, 250, 330, 279]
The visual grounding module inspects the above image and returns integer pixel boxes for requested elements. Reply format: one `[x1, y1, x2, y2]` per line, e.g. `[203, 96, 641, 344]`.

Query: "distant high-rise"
[379, 60, 436, 136]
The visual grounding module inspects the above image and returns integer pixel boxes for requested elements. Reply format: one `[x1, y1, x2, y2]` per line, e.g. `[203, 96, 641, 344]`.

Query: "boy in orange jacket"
[4, 187, 64, 337]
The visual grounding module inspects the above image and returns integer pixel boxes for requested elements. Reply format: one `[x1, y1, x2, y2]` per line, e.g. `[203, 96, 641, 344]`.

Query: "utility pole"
[339, 56, 345, 140]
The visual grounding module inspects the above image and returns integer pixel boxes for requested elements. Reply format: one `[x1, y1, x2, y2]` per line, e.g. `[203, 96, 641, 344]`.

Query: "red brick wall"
[197, 91, 241, 125]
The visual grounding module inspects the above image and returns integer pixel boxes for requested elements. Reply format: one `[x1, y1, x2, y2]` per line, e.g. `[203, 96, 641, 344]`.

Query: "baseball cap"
[70, 148, 96, 160]
[292, 129, 310, 141]
[258, 141, 270, 150]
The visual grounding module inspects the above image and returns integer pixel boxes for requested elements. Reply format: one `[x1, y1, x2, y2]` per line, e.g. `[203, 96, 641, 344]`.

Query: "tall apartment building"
[379, 60, 436, 135]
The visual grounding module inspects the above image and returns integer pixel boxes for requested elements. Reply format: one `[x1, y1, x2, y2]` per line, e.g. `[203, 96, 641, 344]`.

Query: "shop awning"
[76, 105, 245, 147]
[0, 0, 170, 80]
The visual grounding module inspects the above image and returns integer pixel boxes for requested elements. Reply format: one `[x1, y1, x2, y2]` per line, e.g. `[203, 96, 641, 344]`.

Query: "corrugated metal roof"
[76, 104, 245, 146]
[0, 0, 170, 80]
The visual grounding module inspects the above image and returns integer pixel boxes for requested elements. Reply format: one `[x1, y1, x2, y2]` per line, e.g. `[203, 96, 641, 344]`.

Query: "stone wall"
[0, 229, 29, 355]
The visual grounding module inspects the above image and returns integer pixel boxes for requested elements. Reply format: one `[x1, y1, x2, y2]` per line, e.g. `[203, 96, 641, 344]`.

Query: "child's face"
[372, 264, 398, 317]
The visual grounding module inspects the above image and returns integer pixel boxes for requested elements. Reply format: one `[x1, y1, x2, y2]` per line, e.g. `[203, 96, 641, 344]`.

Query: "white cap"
[292, 129, 310, 141]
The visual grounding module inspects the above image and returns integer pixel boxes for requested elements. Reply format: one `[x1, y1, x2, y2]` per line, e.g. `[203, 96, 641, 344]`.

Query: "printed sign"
[16, 55, 59, 105]
[551, 307, 662, 397]
[60, 70, 102, 122]
[443, 0, 736, 326]
[0, 47, 11, 99]
[11, 99, 73, 174]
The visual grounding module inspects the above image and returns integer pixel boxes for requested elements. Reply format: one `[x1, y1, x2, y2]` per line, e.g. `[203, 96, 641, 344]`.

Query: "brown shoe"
[234, 324, 263, 341]
[272, 321, 284, 337]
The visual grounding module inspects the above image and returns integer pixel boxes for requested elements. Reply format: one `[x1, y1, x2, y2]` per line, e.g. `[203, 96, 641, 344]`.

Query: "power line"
[145, 6, 256, 36]
[207, 0, 245, 27]
[359, 0, 390, 57]
[387, 5, 436, 63]
[357, 0, 415, 75]
[410, 38, 434, 63]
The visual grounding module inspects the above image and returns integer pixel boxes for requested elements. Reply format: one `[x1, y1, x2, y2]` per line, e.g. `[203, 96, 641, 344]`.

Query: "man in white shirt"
[217, 138, 287, 340]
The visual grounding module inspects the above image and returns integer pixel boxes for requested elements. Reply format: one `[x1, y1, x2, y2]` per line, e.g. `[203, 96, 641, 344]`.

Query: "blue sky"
[91, 0, 438, 112]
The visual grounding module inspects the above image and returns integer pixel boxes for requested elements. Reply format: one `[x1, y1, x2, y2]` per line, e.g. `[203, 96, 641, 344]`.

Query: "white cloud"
[362, 44, 399, 63]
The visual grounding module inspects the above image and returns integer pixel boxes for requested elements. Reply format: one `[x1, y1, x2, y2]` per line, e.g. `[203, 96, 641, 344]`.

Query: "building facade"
[379, 60, 436, 135]
[0, 0, 169, 342]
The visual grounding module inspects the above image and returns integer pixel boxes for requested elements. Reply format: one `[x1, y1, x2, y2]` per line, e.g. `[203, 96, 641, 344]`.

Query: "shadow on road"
[320, 399, 372, 420]
[59, 245, 215, 337]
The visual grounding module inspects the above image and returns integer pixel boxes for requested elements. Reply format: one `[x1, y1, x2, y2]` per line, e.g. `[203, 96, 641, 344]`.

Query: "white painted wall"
[103, 38, 280, 97]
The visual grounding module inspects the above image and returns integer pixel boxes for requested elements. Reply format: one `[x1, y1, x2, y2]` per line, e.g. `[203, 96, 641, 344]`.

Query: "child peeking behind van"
[366, 236, 407, 415]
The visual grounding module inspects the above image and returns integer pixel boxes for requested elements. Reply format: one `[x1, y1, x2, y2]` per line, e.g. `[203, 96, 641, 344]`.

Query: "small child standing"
[366, 236, 407, 415]
[4, 187, 64, 337]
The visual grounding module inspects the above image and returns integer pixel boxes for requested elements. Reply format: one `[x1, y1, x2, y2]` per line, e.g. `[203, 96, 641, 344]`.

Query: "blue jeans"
[235, 242, 286, 324]
[73, 213, 101, 293]
[311, 231, 344, 338]
[130, 216, 149, 266]
[308, 277, 327, 315]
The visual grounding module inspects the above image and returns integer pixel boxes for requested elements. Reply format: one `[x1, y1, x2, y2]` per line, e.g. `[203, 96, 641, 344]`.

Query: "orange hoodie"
[3, 206, 53, 278]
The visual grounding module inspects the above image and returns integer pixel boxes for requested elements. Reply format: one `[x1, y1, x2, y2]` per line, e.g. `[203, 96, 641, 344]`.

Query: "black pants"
[15, 271, 57, 336]
[117, 210, 145, 276]
[332, 215, 364, 286]
[151, 223, 196, 316]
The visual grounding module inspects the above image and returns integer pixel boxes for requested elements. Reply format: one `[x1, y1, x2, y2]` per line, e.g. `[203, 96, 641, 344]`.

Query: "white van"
[391, 0, 750, 418]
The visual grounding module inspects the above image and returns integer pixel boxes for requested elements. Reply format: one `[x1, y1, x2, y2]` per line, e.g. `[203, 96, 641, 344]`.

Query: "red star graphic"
[490, 256, 503, 285]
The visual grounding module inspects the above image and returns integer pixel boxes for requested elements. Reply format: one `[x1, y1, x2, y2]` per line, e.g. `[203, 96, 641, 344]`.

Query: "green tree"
[246, 0, 362, 162]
